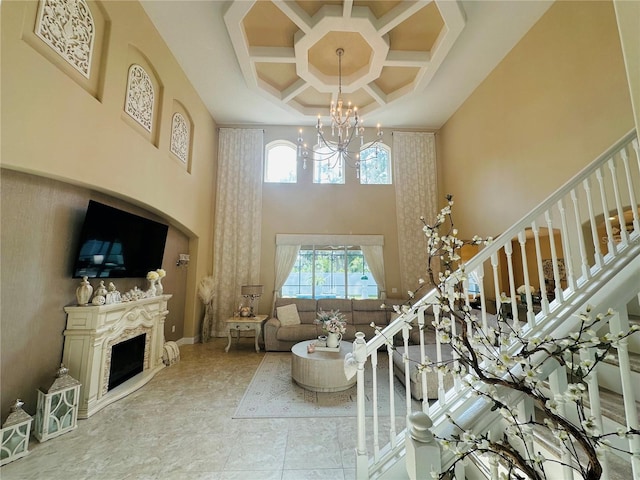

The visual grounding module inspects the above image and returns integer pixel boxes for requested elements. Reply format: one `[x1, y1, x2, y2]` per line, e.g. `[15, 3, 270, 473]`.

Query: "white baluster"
[583, 177, 604, 269]
[371, 348, 380, 461]
[557, 197, 576, 293]
[491, 252, 502, 316]
[517, 231, 535, 327]
[531, 220, 550, 316]
[620, 145, 640, 234]
[433, 304, 447, 404]
[548, 365, 576, 480]
[545, 210, 564, 303]
[579, 346, 609, 479]
[570, 189, 591, 281]
[504, 240, 520, 329]
[608, 157, 629, 246]
[417, 307, 430, 413]
[609, 308, 640, 477]
[517, 396, 535, 463]
[596, 167, 617, 256]
[476, 264, 489, 332]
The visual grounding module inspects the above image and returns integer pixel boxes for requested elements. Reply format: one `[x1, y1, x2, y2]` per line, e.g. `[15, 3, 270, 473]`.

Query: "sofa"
[264, 297, 404, 352]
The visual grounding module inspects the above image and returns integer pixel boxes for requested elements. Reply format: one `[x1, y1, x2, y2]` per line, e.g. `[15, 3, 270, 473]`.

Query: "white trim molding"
[276, 234, 384, 246]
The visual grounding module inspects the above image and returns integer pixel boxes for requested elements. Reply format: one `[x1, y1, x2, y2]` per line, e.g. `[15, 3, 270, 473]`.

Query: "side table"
[225, 314, 267, 353]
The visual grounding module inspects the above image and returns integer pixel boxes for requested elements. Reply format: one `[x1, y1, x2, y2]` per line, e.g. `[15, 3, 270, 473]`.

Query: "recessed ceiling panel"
[354, 1, 403, 19]
[294, 86, 332, 109]
[374, 66, 420, 94]
[389, 2, 444, 52]
[295, 1, 342, 18]
[256, 63, 299, 91]
[244, 1, 297, 47]
[309, 32, 371, 78]
[345, 89, 376, 113]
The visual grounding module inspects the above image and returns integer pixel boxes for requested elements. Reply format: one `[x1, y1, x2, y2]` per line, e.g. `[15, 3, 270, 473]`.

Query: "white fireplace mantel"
[63, 294, 171, 418]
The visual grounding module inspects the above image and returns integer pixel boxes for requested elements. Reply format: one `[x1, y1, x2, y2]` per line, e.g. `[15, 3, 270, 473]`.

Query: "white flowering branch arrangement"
[382, 195, 639, 479]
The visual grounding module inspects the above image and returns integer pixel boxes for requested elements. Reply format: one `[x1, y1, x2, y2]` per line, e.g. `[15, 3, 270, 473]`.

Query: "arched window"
[265, 140, 297, 183]
[359, 143, 392, 185]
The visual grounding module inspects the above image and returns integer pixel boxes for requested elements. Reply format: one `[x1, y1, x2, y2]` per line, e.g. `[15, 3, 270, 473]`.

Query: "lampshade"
[241, 285, 264, 297]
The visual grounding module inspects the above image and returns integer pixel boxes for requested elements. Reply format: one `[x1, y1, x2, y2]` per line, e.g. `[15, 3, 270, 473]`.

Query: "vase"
[156, 279, 163, 295]
[327, 332, 342, 348]
[148, 279, 157, 297]
[76, 276, 93, 305]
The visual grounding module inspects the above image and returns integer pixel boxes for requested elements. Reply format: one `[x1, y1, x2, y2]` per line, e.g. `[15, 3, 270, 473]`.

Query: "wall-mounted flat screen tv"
[72, 200, 168, 278]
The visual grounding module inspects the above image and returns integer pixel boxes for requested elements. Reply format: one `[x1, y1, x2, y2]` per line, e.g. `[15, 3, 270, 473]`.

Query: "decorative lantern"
[0, 399, 33, 466]
[33, 364, 81, 442]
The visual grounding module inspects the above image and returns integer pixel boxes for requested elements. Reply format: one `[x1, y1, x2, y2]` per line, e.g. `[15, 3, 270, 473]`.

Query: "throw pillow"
[277, 303, 301, 326]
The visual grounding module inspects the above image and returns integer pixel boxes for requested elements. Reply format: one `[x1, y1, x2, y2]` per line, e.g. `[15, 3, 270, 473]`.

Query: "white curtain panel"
[392, 131, 437, 296]
[361, 245, 386, 299]
[270, 244, 300, 316]
[207, 128, 264, 339]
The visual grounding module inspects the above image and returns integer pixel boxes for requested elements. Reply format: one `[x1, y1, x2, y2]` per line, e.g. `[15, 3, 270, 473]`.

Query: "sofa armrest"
[264, 317, 281, 331]
[263, 317, 282, 351]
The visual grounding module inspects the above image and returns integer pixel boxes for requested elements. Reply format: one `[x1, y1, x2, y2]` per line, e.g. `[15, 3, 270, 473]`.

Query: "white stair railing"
[354, 129, 640, 479]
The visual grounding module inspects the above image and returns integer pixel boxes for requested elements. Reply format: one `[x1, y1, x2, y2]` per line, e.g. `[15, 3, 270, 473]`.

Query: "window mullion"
[344, 246, 349, 298]
[311, 246, 316, 299]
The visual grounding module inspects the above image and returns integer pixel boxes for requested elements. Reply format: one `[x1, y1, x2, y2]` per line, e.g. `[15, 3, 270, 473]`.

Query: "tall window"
[313, 144, 344, 184]
[282, 246, 378, 299]
[265, 140, 297, 183]
[359, 143, 391, 184]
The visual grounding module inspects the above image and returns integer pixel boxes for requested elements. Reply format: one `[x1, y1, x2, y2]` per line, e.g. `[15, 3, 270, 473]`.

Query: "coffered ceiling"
[141, 0, 554, 129]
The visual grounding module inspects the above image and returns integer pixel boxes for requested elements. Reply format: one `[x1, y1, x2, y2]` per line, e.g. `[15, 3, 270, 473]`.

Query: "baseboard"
[176, 336, 199, 346]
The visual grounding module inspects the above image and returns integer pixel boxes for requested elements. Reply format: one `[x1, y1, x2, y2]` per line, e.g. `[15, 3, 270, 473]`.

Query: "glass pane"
[359, 144, 391, 184]
[282, 247, 379, 299]
[282, 250, 313, 297]
[312, 144, 345, 184]
[265, 143, 297, 183]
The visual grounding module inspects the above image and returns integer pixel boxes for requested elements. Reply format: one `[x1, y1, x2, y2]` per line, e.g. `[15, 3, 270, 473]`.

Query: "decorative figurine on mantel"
[75, 276, 93, 306]
[91, 280, 108, 305]
[105, 282, 121, 304]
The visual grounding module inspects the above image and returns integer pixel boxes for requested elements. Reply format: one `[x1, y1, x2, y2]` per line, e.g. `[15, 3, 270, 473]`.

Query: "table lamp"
[241, 284, 264, 317]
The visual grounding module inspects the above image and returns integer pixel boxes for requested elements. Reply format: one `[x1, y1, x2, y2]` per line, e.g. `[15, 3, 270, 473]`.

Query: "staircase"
[353, 130, 640, 479]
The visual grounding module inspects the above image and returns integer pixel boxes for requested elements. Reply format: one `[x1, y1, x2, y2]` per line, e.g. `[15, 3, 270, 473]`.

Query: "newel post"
[406, 411, 441, 480]
[352, 332, 369, 480]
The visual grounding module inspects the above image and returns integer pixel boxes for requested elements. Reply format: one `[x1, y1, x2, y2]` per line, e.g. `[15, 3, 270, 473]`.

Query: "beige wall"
[1, 1, 216, 418]
[258, 126, 404, 314]
[614, 0, 640, 135]
[437, 1, 634, 241]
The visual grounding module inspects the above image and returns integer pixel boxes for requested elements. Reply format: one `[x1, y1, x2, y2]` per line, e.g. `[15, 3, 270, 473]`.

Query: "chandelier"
[297, 48, 383, 179]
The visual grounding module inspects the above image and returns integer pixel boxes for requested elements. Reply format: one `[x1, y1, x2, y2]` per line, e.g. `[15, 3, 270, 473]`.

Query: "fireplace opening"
[108, 334, 146, 391]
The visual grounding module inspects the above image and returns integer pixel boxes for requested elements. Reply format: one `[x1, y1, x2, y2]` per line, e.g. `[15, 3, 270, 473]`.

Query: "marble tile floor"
[1, 339, 373, 480]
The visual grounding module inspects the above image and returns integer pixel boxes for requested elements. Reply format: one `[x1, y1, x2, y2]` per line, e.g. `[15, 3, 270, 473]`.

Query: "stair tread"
[604, 350, 640, 372]
[583, 387, 640, 426]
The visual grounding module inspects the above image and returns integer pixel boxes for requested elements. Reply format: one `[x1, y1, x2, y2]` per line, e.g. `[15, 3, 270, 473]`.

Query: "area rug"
[233, 352, 411, 418]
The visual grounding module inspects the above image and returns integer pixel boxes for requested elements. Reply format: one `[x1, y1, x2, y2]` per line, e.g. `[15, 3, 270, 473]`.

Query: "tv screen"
[72, 200, 168, 278]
